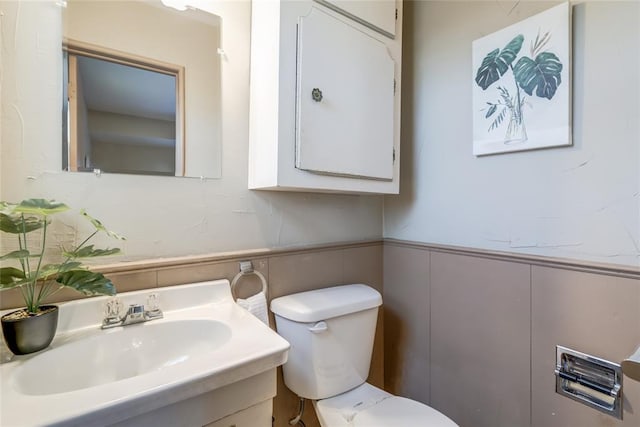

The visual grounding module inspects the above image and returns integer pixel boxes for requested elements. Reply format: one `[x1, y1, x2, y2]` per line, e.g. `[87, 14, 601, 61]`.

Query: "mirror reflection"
[61, 0, 222, 178]
[63, 47, 182, 176]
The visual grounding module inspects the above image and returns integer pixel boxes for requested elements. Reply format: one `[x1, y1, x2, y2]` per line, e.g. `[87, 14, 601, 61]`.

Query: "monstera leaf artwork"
[472, 3, 571, 155]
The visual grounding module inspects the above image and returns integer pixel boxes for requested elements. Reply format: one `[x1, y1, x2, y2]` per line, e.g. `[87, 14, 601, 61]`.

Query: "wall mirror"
[61, 0, 222, 178]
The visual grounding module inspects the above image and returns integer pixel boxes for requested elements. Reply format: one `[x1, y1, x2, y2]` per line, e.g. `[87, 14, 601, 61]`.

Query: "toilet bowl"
[314, 382, 457, 427]
[270, 284, 458, 426]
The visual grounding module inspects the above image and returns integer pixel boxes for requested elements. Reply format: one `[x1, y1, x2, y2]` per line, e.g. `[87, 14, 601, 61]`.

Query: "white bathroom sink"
[0, 280, 290, 427]
[14, 319, 232, 395]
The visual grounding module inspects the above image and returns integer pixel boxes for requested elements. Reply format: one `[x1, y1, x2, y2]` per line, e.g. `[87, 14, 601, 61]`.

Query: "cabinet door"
[319, 0, 396, 37]
[295, 7, 395, 181]
[203, 400, 272, 427]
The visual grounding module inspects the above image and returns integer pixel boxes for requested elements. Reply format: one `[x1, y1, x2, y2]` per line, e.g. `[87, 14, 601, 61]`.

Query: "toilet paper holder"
[555, 345, 623, 419]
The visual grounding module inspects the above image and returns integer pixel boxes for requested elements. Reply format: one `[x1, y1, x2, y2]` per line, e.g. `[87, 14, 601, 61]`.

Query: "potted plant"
[0, 199, 124, 355]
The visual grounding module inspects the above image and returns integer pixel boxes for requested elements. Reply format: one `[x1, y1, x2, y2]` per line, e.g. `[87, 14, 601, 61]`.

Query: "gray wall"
[384, 1, 640, 267]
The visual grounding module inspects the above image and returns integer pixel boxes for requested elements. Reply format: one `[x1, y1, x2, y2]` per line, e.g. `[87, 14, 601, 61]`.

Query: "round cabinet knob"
[311, 88, 323, 102]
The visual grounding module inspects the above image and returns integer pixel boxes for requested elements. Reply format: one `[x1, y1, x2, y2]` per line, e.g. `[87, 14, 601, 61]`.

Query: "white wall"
[0, 1, 382, 262]
[384, 1, 640, 267]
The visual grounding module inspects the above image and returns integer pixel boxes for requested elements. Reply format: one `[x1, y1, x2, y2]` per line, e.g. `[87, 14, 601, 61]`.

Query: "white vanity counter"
[0, 280, 289, 427]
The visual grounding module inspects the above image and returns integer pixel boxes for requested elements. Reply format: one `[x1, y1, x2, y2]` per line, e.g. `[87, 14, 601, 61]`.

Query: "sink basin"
[0, 280, 290, 427]
[14, 319, 232, 395]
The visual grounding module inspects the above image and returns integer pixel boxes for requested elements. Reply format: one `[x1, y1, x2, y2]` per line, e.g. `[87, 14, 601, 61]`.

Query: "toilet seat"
[314, 383, 458, 427]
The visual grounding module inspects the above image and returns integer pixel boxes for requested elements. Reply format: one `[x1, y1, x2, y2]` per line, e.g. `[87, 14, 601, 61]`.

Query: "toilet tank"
[270, 284, 382, 400]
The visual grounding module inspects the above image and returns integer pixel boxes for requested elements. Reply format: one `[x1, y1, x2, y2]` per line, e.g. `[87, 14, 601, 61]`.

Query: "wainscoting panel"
[430, 252, 530, 427]
[4, 239, 639, 427]
[383, 243, 431, 403]
[384, 240, 640, 427]
[531, 266, 640, 427]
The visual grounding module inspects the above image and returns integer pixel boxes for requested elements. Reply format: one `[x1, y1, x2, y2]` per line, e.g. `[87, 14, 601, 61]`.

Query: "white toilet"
[270, 284, 458, 427]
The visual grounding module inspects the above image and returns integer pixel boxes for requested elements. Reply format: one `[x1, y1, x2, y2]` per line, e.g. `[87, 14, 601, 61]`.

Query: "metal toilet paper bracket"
[555, 345, 623, 420]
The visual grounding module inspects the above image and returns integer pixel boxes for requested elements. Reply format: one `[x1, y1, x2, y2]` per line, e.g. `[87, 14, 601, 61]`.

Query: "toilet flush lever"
[308, 321, 328, 334]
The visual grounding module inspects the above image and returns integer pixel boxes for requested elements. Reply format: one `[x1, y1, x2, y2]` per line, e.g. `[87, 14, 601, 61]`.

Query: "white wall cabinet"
[319, 0, 397, 37]
[249, 0, 402, 194]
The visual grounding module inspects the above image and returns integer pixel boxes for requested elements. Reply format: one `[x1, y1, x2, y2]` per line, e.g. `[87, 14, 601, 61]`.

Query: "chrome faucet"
[102, 294, 163, 329]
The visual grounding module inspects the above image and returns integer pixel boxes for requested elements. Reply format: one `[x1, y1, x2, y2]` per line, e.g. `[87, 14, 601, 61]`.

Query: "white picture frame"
[472, 3, 571, 156]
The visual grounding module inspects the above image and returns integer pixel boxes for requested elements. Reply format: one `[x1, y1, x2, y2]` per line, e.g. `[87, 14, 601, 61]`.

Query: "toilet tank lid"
[270, 284, 382, 323]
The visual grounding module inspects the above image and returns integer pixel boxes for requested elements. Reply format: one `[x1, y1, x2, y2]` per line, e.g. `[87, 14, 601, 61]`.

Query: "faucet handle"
[104, 297, 123, 320]
[102, 297, 123, 328]
[146, 293, 160, 311]
[144, 293, 163, 320]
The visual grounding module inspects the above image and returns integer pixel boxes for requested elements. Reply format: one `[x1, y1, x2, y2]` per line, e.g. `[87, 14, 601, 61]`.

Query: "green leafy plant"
[475, 30, 563, 142]
[0, 199, 124, 314]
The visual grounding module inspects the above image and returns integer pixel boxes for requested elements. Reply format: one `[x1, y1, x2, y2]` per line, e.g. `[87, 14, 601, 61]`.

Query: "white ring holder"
[230, 261, 268, 301]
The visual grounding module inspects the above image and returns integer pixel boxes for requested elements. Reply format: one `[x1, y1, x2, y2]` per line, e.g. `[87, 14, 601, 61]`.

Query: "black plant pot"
[1, 305, 59, 355]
